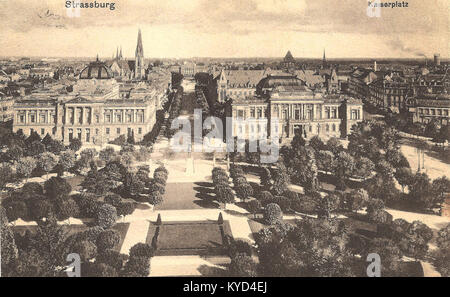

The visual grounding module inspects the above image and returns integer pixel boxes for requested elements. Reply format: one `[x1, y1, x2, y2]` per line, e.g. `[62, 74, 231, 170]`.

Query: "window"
[41, 128, 45, 135]
[40, 114, 45, 123]
[331, 108, 337, 119]
[19, 115, 25, 123]
[326, 124, 329, 132]
[309, 125, 312, 132]
[117, 128, 120, 134]
[96, 115, 100, 123]
[105, 114, 111, 123]
[106, 128, 110, 135]
[127, 114, 132, 122]
[95, 128, 99, 135]
[30, 114, 36, 123]
[138, 114, 144, 123]
[332, 124, 336, 131]
[257, 109, 262, 118]
[138, 128, 142, 134]
[116, 114, 122, 123]
[250, 109, 255, 118]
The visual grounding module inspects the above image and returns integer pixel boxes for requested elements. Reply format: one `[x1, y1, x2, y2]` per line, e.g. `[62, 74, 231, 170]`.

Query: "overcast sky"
[0, 0, 448, 59]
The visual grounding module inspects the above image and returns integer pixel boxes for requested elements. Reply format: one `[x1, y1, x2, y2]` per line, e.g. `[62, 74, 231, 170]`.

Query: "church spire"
[116, 47, 119, 59]
[322, 49, 327, 68]
[119, 46, 123, 60]
[135, 29, 144, 57]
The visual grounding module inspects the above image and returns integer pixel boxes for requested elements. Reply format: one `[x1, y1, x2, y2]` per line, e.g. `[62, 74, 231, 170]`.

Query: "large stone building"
[368, 73, 412, 113]
[12, 59, 158, 145]
[407, 94, 450, 126]
[226, 74, 363, 143]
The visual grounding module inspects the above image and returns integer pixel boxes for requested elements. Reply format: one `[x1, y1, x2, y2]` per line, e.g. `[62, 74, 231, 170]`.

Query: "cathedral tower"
[134, 29, 146, 79]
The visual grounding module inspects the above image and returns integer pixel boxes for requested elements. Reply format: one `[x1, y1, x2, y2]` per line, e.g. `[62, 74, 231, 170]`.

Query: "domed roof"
[79, 59, 113, 80]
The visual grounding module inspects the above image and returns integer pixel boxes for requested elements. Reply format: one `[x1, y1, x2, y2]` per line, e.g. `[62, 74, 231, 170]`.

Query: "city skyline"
[0, 0, 448, 59]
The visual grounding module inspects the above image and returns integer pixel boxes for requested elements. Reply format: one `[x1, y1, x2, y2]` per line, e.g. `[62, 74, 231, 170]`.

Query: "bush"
[228, 238, 252, 257]
[95, 204, 117, 229]
[80, 226, 104, 243]
[4, 199, 28, 221]
[247, 199, 262, 216]
[129, 243, 153, 258]
[96, 229, 120, 251]
[274, 196, 291, 212]
[21, 182, 44, 198]
[56, 199, 80, 221]
[291, 195, 318, 214]
[258, 191, 274, 206]
[151, 182, 165, 195]
[116, 202, 136, 217]
[121, 256, 150, 277]
[104, 193, 122, 207]
[72, 240, 97, 262]
[29, 199, 53, 220]
[96, 249, 128, 271]
[263, 203, 283, 225]
[149, 191, 164, 206]
[77, 193, 101, 217]
[229, 253, 258, 277]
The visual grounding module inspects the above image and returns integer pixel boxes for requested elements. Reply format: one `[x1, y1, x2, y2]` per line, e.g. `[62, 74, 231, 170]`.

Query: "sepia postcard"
[0, 0, 449, 289]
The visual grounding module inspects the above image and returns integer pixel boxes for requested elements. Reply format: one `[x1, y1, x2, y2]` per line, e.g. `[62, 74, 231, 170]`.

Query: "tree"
[326, 137, 343, 156]
[258, 191, 274, 206]
[229, 253, 258, 277]
[316, 150, 335, 174]
[29, 199, 54, 220]
[309, 135, 325, 152]
[353, 157, 375, 179]
[259, 167, 272, 191]
[0, 163, 13, 189]
[4, 199, 28, 222]
[149, 190, 164, 206]
[16, 157, 37, 182]
[129, 243, 153, 258]
[235, 182, 253, 202]
[38, 152, 59, 179]
[395, 167, 413, 192]
[104, 193, 122, 207]
[44, 176, 72, 200]
[99, 146, 116, 164]
[375, 160, 394, 179]
[0, 220, 18, 271]
[95, 204, 117, 229]
[408, 172, 434, 209]
[215, 184, 235, 208]
[116, 202, 136, 217]
[263, 203, 283, 225]
[318, 193, 341, 218]
[363, 238, 402, 277]
[247, 199, 262, 218]
[335, 151, 355, 182]
[344, 189, 369, 212]
[433, 223, 450, 276]
[121, 256, 150, 277]
[5, 145, 23, 162]
[96, 249, 128, 272]
[96, 229, 121, 252]
[28, 141, 45, 157]
[432, 177, 450, 211]
[271, 163, 290, 196]
[57, 199, 79, 222]
[58, 150, 76, 173]
[72, 240, 97, 262]
[68, 138, 82, 152]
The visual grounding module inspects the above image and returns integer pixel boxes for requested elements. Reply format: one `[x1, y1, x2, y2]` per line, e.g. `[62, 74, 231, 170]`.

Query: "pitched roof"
[283, 51, 295, 63]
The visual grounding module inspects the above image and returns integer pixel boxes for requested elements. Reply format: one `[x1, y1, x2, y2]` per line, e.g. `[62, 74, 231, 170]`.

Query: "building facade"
[227, 75, 363, 143]
[13, 59, 158, 145]
[407, 94, 450, 126]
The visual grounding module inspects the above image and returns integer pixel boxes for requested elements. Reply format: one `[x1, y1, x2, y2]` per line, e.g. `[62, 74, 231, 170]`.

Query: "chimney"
[434, 53, 441, 66]
[374, 61, 377, 72]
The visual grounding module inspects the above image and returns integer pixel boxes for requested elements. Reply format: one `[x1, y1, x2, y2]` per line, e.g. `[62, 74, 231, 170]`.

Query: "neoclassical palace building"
[13, 59, 158, 145]
[226, 74, 363, 143]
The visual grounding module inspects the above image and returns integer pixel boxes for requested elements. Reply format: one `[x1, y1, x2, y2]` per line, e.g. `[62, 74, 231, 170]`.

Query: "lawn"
[12, 222, 130, 253]
[158, 182, 217, 210]
[149, 220, 232, 256]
